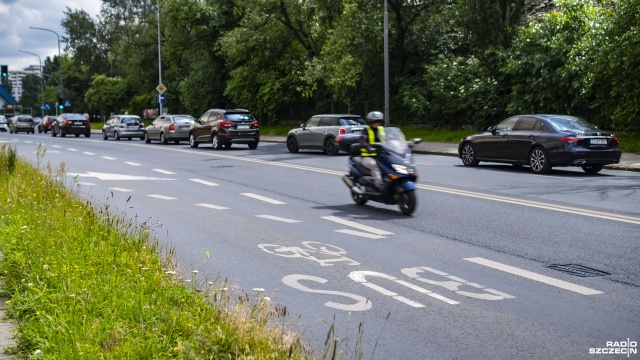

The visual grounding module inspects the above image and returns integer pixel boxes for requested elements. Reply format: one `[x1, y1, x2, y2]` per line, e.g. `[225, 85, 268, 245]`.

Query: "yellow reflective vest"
[361, 126, 385, 157]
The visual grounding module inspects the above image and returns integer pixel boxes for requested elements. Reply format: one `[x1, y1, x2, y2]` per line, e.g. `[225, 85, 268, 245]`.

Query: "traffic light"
[58, 97, 64, 110]
[1, 65, 8, 77]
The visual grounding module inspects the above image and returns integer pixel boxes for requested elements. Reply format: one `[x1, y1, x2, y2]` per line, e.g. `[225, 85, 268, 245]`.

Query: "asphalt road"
[3, 132, 639, 360]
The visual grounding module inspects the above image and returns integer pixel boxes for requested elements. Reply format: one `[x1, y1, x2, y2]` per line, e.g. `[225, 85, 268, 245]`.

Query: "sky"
[0, 0, 102, 72]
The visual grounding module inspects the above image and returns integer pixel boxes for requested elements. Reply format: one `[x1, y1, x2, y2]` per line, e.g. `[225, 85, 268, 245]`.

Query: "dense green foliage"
[51, 0, 639, 132]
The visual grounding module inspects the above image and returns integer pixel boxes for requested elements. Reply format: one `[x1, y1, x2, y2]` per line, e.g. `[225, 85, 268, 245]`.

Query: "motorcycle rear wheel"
[397, 190, 416, 215]
[351, 190, 368, 205]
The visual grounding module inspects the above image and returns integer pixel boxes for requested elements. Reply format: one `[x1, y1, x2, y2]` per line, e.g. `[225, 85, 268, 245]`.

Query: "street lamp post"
[18, 50, 44, 117]
[157, 1, 164, 115]
[383, 0, 390, 126]
[29, 27, 63, 105]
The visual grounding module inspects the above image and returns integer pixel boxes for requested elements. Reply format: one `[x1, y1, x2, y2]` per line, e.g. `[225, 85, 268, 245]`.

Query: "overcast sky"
[0, 0, 101, 72]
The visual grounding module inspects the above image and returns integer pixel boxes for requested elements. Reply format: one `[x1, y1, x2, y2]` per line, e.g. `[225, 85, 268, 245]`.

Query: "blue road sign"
[64, 100, 71, 107]
[159, 94, 166, 104]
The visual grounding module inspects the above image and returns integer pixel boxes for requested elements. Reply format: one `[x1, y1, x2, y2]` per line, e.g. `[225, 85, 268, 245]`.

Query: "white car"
[0, 116, 8, 132]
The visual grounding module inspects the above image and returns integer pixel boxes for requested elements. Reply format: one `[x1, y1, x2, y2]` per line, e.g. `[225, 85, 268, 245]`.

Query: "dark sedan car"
[52, 113, 91, 138]
[458, 114, 621, 174]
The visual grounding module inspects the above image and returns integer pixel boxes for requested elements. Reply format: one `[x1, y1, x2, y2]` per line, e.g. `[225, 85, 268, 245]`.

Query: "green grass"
[0, 144, 313, 359]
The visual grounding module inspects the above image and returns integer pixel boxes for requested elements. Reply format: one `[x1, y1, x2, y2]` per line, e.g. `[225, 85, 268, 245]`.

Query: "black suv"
[189, 109, 259, 149]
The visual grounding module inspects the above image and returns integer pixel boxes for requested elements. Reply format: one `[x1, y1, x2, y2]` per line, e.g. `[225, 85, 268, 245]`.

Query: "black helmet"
[365, 111, 384, 125]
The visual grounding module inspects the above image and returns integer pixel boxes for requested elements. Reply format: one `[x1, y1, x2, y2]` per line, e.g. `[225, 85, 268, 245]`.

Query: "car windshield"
[122, 117, 140, 125]
[65, 114, 85, 120]
[174, 116, 195, 124]
[547, 116, 599, 132]
[339, 117, 365, 126]
[17, 117, 32, 122]
[382, 127, 410, 154]
[225, 113, 254, 122]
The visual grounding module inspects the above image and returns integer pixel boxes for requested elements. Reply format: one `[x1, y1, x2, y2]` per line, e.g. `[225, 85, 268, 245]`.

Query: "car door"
[312, 117, 335, 147]
[148, 117, 162, 140]
[296, 116, 321, 148]
[194, 111, 215, 141]
[508, 116, 543, 162]
[478, 116, 520, 160]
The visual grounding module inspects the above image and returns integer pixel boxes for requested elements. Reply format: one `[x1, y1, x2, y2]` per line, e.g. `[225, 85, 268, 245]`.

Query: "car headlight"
[391, 164, 413, 175]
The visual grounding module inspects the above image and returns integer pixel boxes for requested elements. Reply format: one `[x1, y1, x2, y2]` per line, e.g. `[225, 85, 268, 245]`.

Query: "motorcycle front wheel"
[351, 190, 368, 205]
[397, 190, 416, 215]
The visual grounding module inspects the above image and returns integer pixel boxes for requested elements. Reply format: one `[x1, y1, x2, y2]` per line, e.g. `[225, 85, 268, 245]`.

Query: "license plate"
[237, 125, 249, 129]
[591, 138, 607, 145]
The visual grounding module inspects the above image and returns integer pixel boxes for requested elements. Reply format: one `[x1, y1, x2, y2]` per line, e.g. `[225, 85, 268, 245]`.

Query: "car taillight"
[612, 137, 619, 144]
[65, 120, 73, 125]
[220, 121, 233, 127]
[561, 137, 579, 144]
[119, 124, 125, 128]
[168, 124, 175, 131]
[84, 121, 90, 125]
[252, 121, 259, 126]
[339, 127, 346, 135]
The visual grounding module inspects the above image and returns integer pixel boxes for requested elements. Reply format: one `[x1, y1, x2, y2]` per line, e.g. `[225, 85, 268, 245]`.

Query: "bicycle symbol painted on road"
[258, 241, 360, 266]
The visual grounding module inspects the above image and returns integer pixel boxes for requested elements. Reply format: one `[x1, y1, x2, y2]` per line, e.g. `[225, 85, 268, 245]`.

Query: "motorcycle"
[341, 127, 422, 215]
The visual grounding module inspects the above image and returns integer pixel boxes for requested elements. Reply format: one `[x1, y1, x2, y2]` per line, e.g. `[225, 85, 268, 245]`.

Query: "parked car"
[52, 113, 91, 138]
[286, 114, 366, 155]
[9, 115, 35, 134]
[458, 114, 621, 174]
[144, 114, 195, 144]
[189, 109, 259, 149]
[38, 115, 57, 133]
[102, 115, 145, 140]
[0, 116, 8, 132]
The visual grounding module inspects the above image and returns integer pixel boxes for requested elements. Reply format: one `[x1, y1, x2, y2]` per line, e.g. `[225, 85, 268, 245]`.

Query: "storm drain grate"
[546, 264, 611, 277]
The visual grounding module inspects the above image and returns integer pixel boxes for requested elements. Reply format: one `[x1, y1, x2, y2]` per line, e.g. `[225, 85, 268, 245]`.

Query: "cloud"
[0, 0, 101, 71]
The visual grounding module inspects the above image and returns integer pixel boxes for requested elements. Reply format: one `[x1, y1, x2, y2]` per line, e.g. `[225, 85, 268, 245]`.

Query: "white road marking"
[152, 168, 176, 175]
[52, 145, 62, 148]
[83, 152, 95, 155]
[322, 216, 393, 236]
[47, 150, 61, 154]
[241, 193, 285, 204]
[24, 140, 33, 143]
[189, 178, 219, 186]
[464, 257, 603, 295]
[415, 162, 433, 165]
[334, 229, 386, 239]
[147, 194, 177, 200]
[109, 187, 133, 192]
[102, 156, 116, 160]
[256, 215, 300, 223]
[77, 182, 96, 186]
[195, 203, 229, 210]
[124, 161, 141, 166]
[66, 172, 175, 181]
[68, 148, 78, 152]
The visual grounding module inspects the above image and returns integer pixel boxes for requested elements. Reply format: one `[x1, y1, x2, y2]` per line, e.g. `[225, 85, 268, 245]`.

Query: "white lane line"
[24, 141, 33, 143]
[464, 257, 603, 296]
[124, 161, 141, 166]
[77, 182, 96, 186]
[152, 168, 176, 175]
[102, 156, 116, 160]
[52, 145, 62, 148]
[109, 187, 133, 192]
[256, 215, 300, 223]
[68, 148, 78, 152]
[322, 216, 393, 236]
[47, 150, 61, 154]
[83, 152, 95, 155]
[195, 203, 229, 210]
[241, 193, 286, 204]
[147, 194, 177, 200]
[335, 229, 386, 239]
[189, 178, 219, 186]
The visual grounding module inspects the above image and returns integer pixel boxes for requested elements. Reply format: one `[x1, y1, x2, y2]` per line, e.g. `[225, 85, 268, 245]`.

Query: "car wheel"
[114, 131, 120, 140]
[38, 127, 42, 133]
[529, 147, 551, 174]
[127, 137, 132, 140]
[144, 132, 151, 143]
[160, 132, 167, 145]
[102, 131, 108, 140]
[75, 134, 80, 137]
[351, 190, 368, 205]
[139, 136, 144, 141]
[582, 164, 604, 174]
[325, 137, 339, 156]
[287, 136, 299, 153]
[397, 190, 417, 215]
[174, 140, 180, 145]
[85, 133, 91, 138]
[211, 133, 222, 149]
[189, 133, 198, 148]
[248, 142, 258, 150]
[460, 143, 479, 166]
[52, 128, 57, 137]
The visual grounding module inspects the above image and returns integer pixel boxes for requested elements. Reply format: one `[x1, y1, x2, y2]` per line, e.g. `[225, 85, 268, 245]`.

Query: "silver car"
[102, 115, 145, 140]
[286, 114, 366, 155]
[0, 116, 8, 132]
[144, 115, 195, 144]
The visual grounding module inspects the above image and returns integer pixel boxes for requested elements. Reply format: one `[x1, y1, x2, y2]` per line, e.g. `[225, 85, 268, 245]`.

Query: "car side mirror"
[300, 123, 305, 129]
[488, 126, 497, 134]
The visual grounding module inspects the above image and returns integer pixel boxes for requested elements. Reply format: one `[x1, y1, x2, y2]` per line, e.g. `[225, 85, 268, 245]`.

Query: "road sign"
[41, 103, 50, 110]
[64, 100, 71, 107]
[156, 84, 166, 94]
[159, 94, 166, 104]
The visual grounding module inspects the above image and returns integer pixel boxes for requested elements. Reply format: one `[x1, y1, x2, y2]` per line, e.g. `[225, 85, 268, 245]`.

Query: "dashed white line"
[83, 152, 95, 155]
[152, 169, 176, 175]
[189, 179, 219, 186]
[147, 194, 177, 200]
[77, 182, 96, 186]
[52, 145, 62, 148]
[102, 156, 116, 160]
[335, 229, 386, 239]
[124, 161, 141, 166]
[464, 257, 603, 295]
[195, 203, 229, 210]
[68, 148, 78, 152]
[241, 193, 285, 204]
[322, 216, 393, 236]
[255, 215, 300, 223]
[109, 188, 133, 192]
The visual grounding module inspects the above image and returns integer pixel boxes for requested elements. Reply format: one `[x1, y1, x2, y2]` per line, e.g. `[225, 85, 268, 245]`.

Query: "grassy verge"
[0, 144, 311, 359]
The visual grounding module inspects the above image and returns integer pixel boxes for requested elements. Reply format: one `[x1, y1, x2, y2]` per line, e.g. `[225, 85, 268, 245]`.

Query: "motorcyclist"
[359, 111, 386, 190]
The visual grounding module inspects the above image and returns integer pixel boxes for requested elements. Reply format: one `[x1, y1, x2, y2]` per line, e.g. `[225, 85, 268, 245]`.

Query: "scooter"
[341, 127, 421, 215]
